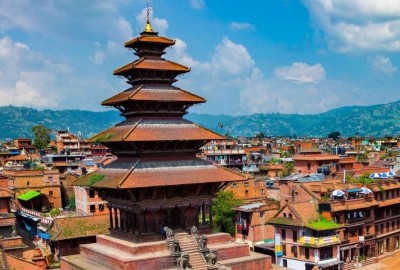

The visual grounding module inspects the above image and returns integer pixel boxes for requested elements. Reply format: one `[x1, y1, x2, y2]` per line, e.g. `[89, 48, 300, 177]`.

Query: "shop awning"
[18, 191, 41, 201]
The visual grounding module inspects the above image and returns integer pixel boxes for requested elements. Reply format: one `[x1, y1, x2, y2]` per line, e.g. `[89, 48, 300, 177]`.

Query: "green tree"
[281, 161, 294, 177]
[255, 132, 265, 142]
[68, 193, 76, 210]
[32, 125, 51, 150]
[212, 190, 243, 236]
[327, 131, 341, 140]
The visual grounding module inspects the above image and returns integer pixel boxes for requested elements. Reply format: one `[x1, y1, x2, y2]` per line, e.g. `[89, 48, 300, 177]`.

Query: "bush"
[49, 208, 60, 217]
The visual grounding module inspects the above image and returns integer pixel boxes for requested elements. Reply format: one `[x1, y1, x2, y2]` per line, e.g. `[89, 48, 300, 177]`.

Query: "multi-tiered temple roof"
[74, 12, 245, 241]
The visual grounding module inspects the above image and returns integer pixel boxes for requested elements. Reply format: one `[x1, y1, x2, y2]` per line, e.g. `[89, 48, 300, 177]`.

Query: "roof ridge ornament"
[144, 3, 154, 33]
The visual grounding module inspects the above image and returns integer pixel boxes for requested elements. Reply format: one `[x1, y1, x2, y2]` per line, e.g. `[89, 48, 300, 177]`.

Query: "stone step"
[61, 254, 111, 270]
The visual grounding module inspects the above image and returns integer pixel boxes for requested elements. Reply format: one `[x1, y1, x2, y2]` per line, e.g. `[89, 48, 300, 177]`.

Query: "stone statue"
[205, 249, 218, 265]
[199, 234, 208, 250]
[190, 226, 198, 237]
[177, 252, 192, 270]
[166, 227, 174, 239]
[170, 239, 181, 254]
[53, 248, 59, 262]
[10, 225, 18, 237]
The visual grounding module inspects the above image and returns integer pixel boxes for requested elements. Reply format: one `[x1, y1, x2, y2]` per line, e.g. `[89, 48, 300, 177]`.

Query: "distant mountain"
[186, 101, 400, 137]
[0, 106, 123, 140]
[1, 101, 400, 140]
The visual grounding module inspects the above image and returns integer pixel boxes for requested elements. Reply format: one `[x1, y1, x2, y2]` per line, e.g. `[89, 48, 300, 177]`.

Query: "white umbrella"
[331, 190, 345, 197]
[379, 173, 388, 179]
[369, 173, 381, 179]
[360, 187, 372, 194]
[387, 171, 395, 178]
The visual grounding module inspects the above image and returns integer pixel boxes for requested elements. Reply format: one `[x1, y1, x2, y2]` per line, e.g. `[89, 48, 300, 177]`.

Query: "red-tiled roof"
[6, 154, 29, 161]
[124, 35, 175, 47]
[73, 159, 246, 189]
[89, 119, 224, 143]
[293, 154, 340, 161]
[114, 58, 189, 75]
[102, 86, 205, 105]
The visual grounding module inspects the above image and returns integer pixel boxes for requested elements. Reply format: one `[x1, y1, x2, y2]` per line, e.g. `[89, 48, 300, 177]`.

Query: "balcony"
[299, 235, 340, 247]
[345, 217, 364, 226]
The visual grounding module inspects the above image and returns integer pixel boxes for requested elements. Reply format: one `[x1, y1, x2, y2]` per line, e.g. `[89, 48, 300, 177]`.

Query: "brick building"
[2, 169, 62, 210]
[269, 201, 342, 270]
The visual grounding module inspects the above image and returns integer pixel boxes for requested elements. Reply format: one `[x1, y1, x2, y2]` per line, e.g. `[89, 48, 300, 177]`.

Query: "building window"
[260, 211, 264, 218]
[49, 191, 53, 196]
[282, 244, 286, 256]
[283, 213, 287, 218]
[90, 205, 96, 213]
[232, 182, 237, 188]
[320, 247, 333, 260]
[245, 190, 249, 195]
[89, 189, 95, 198]
[292, 246, 298, 257]
[244, 182, 249, 187]
[27, 181, 30, 186]
[261, 189, 265, 194]
[281, 229, 286, 241]
[307, 163, 311, 170]
[289, 214, 293, 219]
[99, 204, 105, 212]
[293, 230, 297, 242]
[305, 247, 310, 260]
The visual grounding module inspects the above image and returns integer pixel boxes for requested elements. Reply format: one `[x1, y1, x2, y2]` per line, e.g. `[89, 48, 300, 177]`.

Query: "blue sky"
[0, 0, 399, 115]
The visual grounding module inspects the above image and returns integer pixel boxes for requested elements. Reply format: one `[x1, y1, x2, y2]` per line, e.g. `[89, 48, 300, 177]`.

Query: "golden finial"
[144, 4, 154, 33]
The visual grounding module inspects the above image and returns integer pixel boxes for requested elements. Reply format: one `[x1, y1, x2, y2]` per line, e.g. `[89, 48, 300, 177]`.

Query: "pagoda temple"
[62, 11, 272, 270]
[73, 10, 245, 242]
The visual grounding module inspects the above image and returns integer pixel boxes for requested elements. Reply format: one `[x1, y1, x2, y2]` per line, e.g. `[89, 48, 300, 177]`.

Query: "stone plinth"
[61, 232, 272, 270]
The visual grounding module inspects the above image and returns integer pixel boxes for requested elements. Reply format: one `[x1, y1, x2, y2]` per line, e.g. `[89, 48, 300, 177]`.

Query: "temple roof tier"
[102, 85, 205, 105]
[124, 35, 175, 48]
[114, 58, 190, 76]
[73, 158, 246, 189]
[89, 118, 224, 143]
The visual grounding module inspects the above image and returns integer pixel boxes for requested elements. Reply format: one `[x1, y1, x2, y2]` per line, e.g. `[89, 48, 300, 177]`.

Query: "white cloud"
[90, 50, 106, 65]
[274, 62, 326, 83]
[136, 8, 169, 35]
[190, 0, 205, 10]
[229, 22, 255, 31]
[0, 36, 60, 108]
[304, 0, 400, 52]
[210, 37, 255, 75]
[369, 55, 397, 75]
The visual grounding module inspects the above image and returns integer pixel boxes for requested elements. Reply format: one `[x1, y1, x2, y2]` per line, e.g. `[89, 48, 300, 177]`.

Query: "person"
[160, 225, 167, 236]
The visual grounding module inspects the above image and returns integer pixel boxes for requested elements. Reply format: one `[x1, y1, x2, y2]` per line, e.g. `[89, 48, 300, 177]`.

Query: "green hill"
[1, 101, 400, 140]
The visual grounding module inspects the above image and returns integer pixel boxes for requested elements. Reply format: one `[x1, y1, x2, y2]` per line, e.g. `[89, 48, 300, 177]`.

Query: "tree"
[281, 161, 294, 177]
[68, 193, 76, 210]
[255, 132, 265, 142]
[32, 125, 51, 150]
[327, 131, 341, 140]
[212, 190, 243, 236]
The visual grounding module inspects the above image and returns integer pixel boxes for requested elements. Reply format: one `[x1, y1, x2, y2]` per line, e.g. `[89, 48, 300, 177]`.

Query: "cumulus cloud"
[0, 36, 60, 108]
[274, 62, 326, 83]
[304, 0, 400, 52]
[169, 36, 357, 115]
[369, 55, 397, 75]
[229, 22, 255, 31]
[210, 37, 255, 75]
[190, 0, 205, 10]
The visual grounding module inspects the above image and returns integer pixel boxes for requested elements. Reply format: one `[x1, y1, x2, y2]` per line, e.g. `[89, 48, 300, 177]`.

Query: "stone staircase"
[174, 232, 208, 270]
[343, 258, 375, 270]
